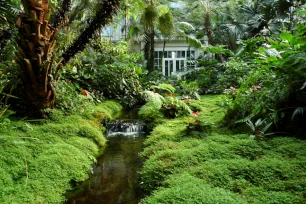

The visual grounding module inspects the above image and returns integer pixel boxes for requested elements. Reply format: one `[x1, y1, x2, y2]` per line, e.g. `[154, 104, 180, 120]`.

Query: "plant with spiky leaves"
[15, 0, 120, 117]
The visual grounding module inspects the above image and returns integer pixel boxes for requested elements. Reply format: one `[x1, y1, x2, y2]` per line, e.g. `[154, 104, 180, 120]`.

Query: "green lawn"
[140, 96, 306, 204]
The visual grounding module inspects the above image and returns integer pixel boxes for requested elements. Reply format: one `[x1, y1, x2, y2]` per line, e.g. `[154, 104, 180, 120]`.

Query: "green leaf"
[280, 33, 293, 42]
[296, 10, 306, 15]
[258, 47, 265, 54]
[267, 56, 278, 62]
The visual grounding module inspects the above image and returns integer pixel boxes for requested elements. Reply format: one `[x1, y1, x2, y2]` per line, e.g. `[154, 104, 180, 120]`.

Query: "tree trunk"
[125, 3, 128, 41]
[146, 29, 155, 73]
[16, 0, 56, 117]
[161, 39, 166, 70]
[204, 13, 213, 45]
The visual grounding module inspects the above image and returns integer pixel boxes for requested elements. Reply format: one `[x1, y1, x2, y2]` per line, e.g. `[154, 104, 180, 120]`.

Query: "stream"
[67, 115, 146, 204]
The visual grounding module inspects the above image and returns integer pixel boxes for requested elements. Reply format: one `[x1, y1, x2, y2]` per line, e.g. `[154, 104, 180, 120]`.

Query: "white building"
[101, 24, 207, 76]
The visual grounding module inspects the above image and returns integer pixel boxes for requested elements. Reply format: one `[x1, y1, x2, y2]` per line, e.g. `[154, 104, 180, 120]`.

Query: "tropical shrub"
[161, 94, 192, 118]
[223, 27, 306, 136]
[65, 40, 144, 108]
[139, 91, 192, 121]
[184, 65, 224, 94]
[217, 57, 255, 90]
[141, 70, 168, 88]
[179, 81, 200, 100]
[55, 80, 94, 115]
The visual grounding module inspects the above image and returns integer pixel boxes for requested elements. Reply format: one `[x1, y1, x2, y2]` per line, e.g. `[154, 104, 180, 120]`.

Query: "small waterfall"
[106, 120, 146, 137]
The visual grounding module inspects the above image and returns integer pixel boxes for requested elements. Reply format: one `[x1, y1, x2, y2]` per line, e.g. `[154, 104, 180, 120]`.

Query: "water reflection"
[67, 134, 145, 204]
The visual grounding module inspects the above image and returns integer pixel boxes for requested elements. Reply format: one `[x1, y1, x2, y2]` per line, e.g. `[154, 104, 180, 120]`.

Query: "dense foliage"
[64, 40, 144, 108]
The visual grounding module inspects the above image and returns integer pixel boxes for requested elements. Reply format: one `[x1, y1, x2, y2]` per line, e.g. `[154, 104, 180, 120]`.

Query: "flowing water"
[67, 119, 146, 204]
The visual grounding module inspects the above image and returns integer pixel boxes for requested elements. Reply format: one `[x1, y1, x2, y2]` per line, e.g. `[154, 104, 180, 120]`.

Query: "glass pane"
[170, 61, 173, 75]
[165, 61, 169, 76]
[154, 59, 158, 66]
[164, 51, 168, 58]
[182, 51, 185, 58]
[155, 51, 158, 58]
[187, 51, 190, 59]
[181, 60, 185, 71]
[177, 51, 181, 58]
[176, 60, 180, 72]
[168, 51, 172, 58]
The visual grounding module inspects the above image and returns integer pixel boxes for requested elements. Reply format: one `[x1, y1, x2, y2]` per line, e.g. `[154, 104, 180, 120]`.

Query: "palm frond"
[175, 22, 195, 33]
[0, 0, 22, 24]
[53, 0, 72, 28]
[185, 35, 202, 48]
[140, 4, 158, 31]
[157, 10, 174, 38]
[60, 0, 120, 66]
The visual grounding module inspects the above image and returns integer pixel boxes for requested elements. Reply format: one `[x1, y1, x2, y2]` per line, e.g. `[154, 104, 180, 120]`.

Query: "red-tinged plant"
[185, 112, 213, 136]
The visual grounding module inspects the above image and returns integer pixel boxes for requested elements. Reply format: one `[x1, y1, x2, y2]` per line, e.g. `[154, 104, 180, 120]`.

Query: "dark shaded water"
[67, 120, 146, 204]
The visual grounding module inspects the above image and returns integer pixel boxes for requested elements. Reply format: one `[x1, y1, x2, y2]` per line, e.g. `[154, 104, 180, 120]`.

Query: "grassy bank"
[0, 101, 122, 203]
[140, 96, 306, 204]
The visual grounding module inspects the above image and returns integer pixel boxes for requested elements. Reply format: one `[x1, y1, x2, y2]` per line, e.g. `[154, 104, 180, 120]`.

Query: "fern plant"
[142, 90, 165, 109]
[150, 83, 176, 94]
[161, 95, 192, 118]
[140, 90, 192, 119]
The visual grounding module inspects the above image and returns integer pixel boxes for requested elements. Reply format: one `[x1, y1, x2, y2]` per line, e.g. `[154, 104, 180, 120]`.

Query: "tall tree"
[140, 2, 175, 73]
[16, 0, 120, 117]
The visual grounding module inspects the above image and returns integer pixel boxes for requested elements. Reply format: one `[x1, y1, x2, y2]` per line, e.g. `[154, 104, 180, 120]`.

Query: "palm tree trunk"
[161, 39, 166, 70]
[16, 0, 56, 117]
[146, 29, 155, 73]
[204, 13, 213, 45]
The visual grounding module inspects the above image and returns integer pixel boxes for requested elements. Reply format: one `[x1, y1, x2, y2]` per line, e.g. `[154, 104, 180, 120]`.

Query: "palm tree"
[15, 0, 120, 117]
[200, 0, 215, 45]
[136, 2, 175, 73]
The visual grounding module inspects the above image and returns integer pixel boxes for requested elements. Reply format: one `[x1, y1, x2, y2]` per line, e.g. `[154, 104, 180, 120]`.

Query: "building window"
[187, 50, 196, 69]
[156, 49, 196, 76]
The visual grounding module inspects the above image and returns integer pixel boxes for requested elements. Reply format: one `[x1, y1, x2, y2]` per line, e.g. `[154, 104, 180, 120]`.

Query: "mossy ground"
[140, 96, 306, 204]
[0, 101, 122, 204]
